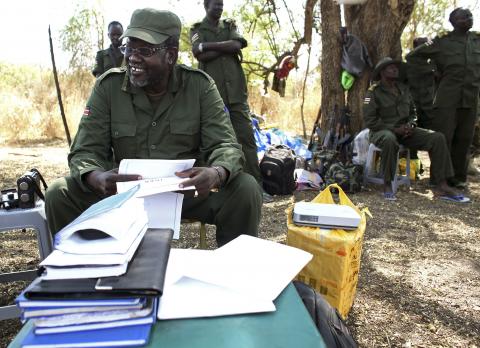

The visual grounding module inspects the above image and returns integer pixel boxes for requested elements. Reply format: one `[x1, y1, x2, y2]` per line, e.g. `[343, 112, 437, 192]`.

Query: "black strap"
[30, 168, 48, 201]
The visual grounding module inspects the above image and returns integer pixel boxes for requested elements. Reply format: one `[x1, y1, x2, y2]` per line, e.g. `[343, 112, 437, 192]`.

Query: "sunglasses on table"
[119, 45, 167, 57]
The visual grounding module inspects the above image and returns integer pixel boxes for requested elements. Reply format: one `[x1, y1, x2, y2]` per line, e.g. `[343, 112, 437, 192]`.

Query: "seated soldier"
[363, 57, 469, 203]
[46, 8, 262, 246]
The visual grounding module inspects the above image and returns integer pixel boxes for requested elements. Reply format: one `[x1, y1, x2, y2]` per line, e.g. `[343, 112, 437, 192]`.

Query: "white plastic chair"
[363, 143, 411, 193]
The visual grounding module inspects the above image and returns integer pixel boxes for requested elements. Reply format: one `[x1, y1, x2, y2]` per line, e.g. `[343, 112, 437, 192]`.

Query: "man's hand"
[175, 167, 226, 197]
[393, 124, 414, 139]
[192, 42, 201, 56]
[85, 169, 141, 196]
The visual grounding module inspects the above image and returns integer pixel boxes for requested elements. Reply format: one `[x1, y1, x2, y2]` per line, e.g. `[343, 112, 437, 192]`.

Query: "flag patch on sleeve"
[363, 97, 371, 104]
[83, 106, 91, 117]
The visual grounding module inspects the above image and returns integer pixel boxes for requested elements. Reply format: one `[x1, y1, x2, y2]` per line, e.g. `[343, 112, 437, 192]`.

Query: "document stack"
[15, 185, 173, 348]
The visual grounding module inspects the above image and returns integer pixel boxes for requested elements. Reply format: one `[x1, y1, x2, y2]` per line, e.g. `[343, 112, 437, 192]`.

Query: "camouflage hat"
[372, 57, 401, 80]
[121, 8, 181, 45]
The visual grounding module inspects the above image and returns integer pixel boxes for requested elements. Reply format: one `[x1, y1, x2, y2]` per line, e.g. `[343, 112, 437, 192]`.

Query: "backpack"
[260, 145, 296, 195]
[308, 149, 339, 177]
[293, 281, 357, 348]
[325, 162, 363, 193]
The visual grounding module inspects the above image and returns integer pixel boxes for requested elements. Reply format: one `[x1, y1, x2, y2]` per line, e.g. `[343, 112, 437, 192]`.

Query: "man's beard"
[129, 74, 149, 88]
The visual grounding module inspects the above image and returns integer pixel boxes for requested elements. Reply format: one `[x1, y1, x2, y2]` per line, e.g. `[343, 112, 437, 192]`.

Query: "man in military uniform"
[363, 57, 468, 202]
[92, 21, 124, 77]
[46, 8, 262, 247]
[405, 37, 436, 130]
[406, 8, 480, 189]
[190, 0, 271, 202]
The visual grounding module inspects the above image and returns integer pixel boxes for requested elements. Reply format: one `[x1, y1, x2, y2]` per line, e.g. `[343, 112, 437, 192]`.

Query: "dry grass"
[0, 63, 93, 144]
[0, 62, 320, 145]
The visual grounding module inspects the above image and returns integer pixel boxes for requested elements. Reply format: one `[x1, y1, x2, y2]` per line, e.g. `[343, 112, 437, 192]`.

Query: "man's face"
[381, 64, 399, 80]
[108, 24, 124, 48]
[205, 0, 223, 21]
[452, 9, 473, 31]
[125, 38, 173, 89]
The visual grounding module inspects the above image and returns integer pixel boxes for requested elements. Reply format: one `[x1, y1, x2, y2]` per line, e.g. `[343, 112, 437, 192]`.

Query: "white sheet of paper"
[42, 262, 128, 280]
[158, 277, 275, 320]
[117, 159, 196, 196]
[143, 192, 183, 239]
[183, 235, 313, 302]
[40, 226, 147, 267]
[56, 218, 148, 255]
[157, 249, 275, 320]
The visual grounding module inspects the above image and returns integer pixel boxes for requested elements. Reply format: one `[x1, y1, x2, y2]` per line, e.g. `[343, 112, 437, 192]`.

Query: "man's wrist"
[211, 166, 226, 188]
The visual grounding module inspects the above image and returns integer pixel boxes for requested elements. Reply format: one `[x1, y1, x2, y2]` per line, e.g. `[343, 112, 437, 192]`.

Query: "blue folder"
[21, 322, 152, 348]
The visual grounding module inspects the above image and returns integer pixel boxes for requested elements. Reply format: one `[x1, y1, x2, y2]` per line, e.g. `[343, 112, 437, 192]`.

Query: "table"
[8, 284, 325, 348]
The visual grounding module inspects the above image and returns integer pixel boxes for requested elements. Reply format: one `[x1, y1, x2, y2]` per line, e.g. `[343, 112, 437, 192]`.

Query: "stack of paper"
[39, 185, 148, 280]
[16, 228, 173, 348]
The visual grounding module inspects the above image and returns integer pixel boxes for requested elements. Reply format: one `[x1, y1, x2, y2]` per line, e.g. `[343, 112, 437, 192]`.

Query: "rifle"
[308, 107, 322, 151]
[322, 104, 338, 150]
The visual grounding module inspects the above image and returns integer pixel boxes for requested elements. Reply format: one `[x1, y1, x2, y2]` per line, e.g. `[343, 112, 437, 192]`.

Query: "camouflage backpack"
[307, 149, 339, 177]
[325, 162, 363, 193]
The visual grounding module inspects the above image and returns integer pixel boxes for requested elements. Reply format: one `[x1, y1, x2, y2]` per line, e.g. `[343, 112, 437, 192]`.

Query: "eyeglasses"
[119, 45, 167, 57]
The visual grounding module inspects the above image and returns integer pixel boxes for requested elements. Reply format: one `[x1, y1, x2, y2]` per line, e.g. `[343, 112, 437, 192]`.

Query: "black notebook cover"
[24, 228, 173, 299]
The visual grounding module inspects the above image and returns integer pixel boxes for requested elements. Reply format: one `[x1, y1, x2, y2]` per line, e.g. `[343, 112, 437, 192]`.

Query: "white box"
[292, 202, 360, 230]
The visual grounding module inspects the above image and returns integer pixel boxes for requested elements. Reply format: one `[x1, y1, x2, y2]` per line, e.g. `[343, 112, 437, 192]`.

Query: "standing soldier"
[190, 0, 272, 202]
[92, 21, 124, 78]
[406, 8, 480, 189]
[405, 37, 436, 130]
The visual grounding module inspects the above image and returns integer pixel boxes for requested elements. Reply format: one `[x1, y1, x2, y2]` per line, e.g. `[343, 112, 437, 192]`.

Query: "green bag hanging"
[341, 70, 355, 90]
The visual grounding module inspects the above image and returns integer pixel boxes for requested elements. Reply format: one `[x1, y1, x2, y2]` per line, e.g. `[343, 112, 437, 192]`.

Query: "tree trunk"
[344, 0, 415, 131]
[319, 1, 344, 132]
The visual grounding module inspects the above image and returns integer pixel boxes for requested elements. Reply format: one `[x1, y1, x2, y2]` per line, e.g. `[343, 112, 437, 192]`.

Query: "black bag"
[293, 281, 357, 348]
[260, 145, 296, 195]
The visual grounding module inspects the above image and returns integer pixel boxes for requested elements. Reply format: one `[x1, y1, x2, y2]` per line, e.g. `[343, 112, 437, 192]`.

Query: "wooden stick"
[48, 25, 71, 146]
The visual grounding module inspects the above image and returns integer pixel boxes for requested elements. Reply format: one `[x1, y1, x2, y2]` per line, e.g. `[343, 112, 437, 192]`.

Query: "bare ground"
[0, 140, 479, 348]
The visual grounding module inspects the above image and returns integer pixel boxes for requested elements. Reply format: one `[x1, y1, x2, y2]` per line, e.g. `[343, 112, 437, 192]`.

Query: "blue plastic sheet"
[252, 119, 312, 160]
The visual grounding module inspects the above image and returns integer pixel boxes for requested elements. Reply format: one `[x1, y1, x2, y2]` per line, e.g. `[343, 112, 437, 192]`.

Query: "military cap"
[121, 8, 181, 44]
[372, 57, 401, 80]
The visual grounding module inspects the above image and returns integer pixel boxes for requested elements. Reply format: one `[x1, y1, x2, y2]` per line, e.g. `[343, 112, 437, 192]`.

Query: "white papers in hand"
[117, 159, 196, 196]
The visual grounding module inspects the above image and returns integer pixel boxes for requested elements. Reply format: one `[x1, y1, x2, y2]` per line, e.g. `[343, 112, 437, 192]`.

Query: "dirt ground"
[0, 140, 479, 348]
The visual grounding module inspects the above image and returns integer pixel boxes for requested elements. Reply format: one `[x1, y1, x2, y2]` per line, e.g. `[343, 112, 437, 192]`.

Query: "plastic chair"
[0, 200, 53, 320]
[363, 143, 411, 193]
[181, 220, 207, 249]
